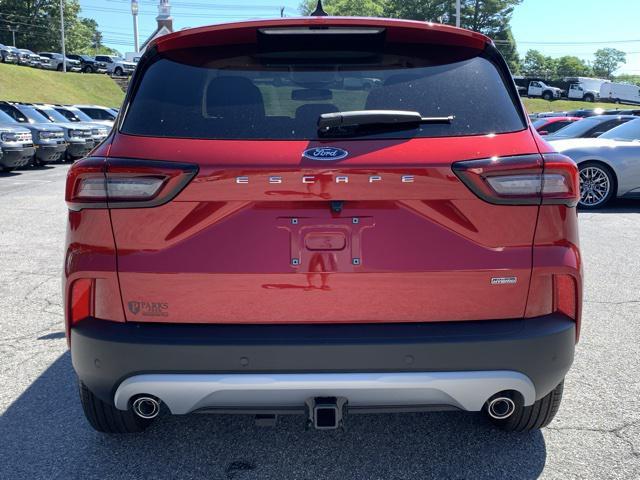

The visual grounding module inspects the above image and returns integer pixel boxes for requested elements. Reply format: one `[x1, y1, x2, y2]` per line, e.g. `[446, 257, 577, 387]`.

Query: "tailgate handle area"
[304, 232, 346, 251]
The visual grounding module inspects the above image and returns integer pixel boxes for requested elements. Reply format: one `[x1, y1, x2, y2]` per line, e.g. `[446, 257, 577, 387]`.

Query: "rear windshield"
[122, 44, 524, 140]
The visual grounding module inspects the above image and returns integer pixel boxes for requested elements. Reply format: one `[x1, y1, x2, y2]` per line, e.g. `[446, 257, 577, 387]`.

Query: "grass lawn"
[522, 97, 621, 113]
[0, 63, 124, 107]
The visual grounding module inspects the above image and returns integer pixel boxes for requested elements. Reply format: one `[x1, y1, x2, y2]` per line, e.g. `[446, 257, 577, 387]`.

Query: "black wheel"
[584, 93, 594, 102]
[83, 65, 93, 74]
[114, 67, 123, 76]
[79, 381, 155, 433]
[578, 161, 616, 209]
[489, 380, 564, 432]
[56, 63, 63, 71]
[542, 91, 553, 101]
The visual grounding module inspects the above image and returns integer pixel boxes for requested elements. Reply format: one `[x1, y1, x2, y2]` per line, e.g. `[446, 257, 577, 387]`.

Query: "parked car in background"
[565, 108, 605, 118]
[0, 103, 67, 165]
[527, 81, 563, 100]
[48, 105, 110, 141]
[0, 43, 18, 63]
[36, 54, 53, 70]
[17, 49, 40, 67]
[603, 109, 640, 116]
[66, 54, 108, 74]
[12, 104, 94, 160]
[74, 104, 117, 127]
[95, 55, 136, 76]
[0, 124, 34, 172]
[532, 116, 580, 136]
[535, 111, 568, 118]
[38, 52, 82, 72]
[547, 115, 635, 140]
[549, 118, 640, 208]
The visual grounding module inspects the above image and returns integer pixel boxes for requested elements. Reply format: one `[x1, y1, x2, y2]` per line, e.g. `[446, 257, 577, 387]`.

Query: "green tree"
[300, 0, 522, 73]
[615, 74, 640, 87]
[555, 56, 592, 77]
[300, 0, 387, 16]
[593, 48, 626, 79]
[521, 50, 557, 79]
[0, 0, 111, 54]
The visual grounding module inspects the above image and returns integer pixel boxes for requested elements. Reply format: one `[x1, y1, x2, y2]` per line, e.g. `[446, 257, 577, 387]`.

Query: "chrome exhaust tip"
[132, 396, 160, 419]
[487, 396, 516, 420]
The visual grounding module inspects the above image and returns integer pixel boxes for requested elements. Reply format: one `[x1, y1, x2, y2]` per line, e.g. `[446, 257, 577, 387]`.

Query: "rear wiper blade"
[318, 110, 454, 134]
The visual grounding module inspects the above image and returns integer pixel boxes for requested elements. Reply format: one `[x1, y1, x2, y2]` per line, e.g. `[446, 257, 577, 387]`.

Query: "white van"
[600, 82, 640, 105]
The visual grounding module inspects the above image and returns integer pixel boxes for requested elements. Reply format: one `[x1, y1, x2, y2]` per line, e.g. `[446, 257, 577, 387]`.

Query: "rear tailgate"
[108, 131, 540, 324]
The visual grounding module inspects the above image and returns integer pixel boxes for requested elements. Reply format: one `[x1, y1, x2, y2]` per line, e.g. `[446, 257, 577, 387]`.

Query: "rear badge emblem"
[491, 277, 517, 285]
[302, 147, 348, 161]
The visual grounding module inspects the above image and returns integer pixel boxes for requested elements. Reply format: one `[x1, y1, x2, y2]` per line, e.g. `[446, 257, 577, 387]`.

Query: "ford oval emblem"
[302, 147, 349, 161]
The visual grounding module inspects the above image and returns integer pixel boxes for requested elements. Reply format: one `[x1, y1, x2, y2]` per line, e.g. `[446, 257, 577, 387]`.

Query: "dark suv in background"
[66, 54, 107, 74]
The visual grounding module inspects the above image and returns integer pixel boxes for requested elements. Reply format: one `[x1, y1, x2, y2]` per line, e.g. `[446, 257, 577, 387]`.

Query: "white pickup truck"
[567, 83, 599, 102]
[527, 81, 562, 100]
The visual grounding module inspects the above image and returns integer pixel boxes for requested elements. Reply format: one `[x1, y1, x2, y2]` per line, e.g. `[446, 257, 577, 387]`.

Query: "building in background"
[125, 0, 174, 62]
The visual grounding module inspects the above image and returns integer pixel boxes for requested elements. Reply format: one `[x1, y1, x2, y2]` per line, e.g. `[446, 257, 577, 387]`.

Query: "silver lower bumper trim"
[114, 371, 535, 414]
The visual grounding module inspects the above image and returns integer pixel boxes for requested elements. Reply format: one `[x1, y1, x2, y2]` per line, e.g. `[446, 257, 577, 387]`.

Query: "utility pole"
[131, 0, 140, 52]
[456, 0, 461, 27]
[60, 0, 66, 72]
[8, 25, 18, 47]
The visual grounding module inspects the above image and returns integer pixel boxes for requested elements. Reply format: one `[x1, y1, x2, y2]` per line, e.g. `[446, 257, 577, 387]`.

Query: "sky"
[79, 0, 640, 75]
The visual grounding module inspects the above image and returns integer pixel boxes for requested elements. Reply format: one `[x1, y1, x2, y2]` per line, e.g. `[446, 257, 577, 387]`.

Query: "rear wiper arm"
[318, 110, 454, 134]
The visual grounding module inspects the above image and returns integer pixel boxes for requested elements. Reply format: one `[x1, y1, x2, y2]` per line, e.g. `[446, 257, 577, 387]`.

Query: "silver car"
[549, 118, 640, 209]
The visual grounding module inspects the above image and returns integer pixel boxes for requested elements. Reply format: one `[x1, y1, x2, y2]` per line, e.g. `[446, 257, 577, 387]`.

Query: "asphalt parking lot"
[0, 163, 638, 480]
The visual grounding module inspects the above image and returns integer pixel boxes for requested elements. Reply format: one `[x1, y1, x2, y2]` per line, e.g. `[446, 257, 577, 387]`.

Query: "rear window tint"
[122, 45, 524, 140]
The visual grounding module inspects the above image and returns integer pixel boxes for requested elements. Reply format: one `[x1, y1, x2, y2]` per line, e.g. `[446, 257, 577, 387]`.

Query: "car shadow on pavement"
[0, 353, 547, 480]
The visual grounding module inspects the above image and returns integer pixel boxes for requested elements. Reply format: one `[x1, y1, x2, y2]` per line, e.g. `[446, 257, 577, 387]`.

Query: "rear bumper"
[72, 313, 576, 411]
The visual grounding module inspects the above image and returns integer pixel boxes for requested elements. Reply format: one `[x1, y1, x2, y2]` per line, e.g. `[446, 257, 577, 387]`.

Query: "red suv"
[65, 17, 581, 434]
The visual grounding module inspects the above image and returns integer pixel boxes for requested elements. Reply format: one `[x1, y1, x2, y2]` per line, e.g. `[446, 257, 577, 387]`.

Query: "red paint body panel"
[63, 17, 581, 340]
[151, 17, 489, 53]
[107, 131, 541, 324]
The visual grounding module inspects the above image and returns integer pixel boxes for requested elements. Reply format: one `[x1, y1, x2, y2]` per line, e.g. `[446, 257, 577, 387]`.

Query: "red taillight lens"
[554, 273, 581, 340]
[540, 153, 580, 206]
[70, 278, 94, 326]
[452, 153, 579, 206]
[554, 274, 577, 320]
[66, 158, 198, 210]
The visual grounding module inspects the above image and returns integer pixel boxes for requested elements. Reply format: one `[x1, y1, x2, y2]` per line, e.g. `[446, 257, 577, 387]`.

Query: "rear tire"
[489, 380, 564, 432]
[83, 65, 93, 74]
[114, 67, 123, 76]
[79, 381, 155, 433]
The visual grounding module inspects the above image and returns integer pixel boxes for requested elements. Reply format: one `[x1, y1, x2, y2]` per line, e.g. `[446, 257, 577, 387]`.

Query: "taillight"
[452, 153, 579, 206]
[66, 158, 198, 210]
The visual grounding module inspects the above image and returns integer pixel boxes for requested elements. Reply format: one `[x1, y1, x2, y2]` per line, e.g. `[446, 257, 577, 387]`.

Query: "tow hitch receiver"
[306, 397, 347, 430]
